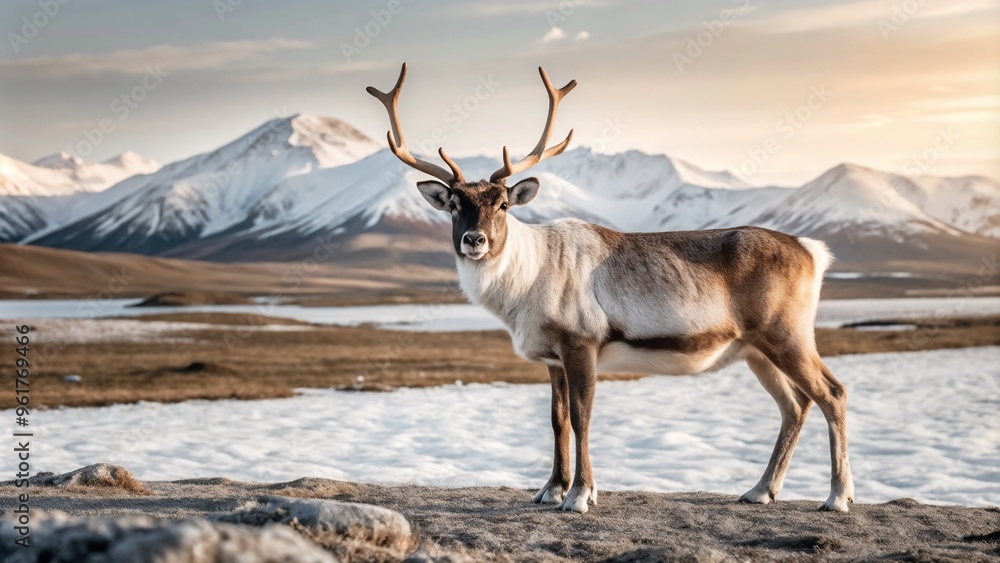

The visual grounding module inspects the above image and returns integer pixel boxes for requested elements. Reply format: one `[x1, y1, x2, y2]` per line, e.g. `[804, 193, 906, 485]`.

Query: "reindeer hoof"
[740, 486, 777, 505]
[532, 481, 567, 504]
[819, 494, 851, 512]
[558, 485, 594, 513]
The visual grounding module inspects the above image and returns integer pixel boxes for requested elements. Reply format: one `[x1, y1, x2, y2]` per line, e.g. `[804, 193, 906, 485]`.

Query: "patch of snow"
[813, 297, 1000, 328]
[2, 297, 1000, 331]
[826, 272, 929, 280]
[10, 347, 998, 507]
[852, 324, 917, 331]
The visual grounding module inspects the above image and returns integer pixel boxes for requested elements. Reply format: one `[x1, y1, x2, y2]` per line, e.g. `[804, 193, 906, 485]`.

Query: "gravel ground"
[2, 475, 998, 561]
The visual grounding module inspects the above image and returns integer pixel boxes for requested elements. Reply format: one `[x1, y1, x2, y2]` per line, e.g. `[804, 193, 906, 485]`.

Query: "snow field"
[11, 347, 998, 507]
[2, 296, 999, 331]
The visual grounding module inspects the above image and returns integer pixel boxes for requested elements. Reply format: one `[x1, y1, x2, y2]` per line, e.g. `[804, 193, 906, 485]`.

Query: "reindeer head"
[367, 63, 576, 261]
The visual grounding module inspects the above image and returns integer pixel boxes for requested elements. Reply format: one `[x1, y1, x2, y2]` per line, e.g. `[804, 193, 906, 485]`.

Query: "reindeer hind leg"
[740, 349, 812, 504]
[758, 341, 854, 512]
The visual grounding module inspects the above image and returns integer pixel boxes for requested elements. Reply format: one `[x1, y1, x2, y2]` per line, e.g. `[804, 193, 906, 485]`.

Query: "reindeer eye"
[499, 202, 508, 211]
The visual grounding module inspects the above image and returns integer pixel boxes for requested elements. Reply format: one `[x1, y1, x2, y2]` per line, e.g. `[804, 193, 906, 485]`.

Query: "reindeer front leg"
[558, 343, 598, 513]
[533, 365, 572, 503]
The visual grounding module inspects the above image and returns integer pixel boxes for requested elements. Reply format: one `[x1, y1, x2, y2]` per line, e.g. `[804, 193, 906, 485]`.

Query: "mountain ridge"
[0, 149, 162, 240]
[3, 113, 997, 273]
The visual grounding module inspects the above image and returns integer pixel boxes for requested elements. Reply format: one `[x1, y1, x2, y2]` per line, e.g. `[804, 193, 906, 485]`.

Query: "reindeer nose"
[463, 232, 486, 247]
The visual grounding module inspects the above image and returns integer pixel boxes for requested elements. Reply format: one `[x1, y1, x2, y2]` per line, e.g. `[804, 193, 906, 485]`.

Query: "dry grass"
[75, 470, 153, 495]
[4, 241, 994, 304]
[36, 465, 155, 496]
[816, 315, 1000, 355]
[0, 242, 455, 301]
[259, 478, 367, 500]
[15, 313, 998, 409]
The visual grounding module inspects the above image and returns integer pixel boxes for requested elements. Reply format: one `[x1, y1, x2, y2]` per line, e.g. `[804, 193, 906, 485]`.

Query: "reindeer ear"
[507, 177, 540, 206]
[416, 180, 452, 211]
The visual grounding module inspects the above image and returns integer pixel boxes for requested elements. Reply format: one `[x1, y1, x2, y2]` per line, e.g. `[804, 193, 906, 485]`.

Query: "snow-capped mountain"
[0, 197, 45, 241]
[743, 164, 958, 242]
[518, 148, 772, 231]
[2, 153, 89, 198]
[240, 152, 606, 237]
[32, 150, 161, 193]
[6, 113, 998, 271]
[531, 148, 750, 195]
[30, 114, 379, 254]
[169, 147, 999, 267]
[0, 150, 161, 240]
[906, 173, 1000, 239]
[163, 147, 765, 262]
[721, 163, 1000, 255]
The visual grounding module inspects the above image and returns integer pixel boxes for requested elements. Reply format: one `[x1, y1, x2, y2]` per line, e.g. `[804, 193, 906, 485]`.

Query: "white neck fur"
[456, 215, 544, 313]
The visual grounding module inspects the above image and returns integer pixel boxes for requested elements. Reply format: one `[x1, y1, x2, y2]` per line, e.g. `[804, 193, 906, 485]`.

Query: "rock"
[0, 466, 422, 561]
[217, 495, 414, 559]
[0, 511, 338, 563]
[30, 463, 150, 494]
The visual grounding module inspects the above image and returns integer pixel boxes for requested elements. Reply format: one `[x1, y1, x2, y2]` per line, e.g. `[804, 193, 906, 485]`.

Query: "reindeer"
[367, 64, 854, 513]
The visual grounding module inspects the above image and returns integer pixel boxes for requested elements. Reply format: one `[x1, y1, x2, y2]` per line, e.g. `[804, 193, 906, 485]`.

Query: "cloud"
[539, 27, 567, 43]
[538, 28, 590, 44]
[1, 38, 314, 78]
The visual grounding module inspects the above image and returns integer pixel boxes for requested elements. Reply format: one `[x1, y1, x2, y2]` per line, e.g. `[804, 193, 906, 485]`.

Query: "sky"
[1, 0, 997, 186]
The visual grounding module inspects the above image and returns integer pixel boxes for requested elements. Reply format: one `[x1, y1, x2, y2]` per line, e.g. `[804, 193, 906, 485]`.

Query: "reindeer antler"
[490, 67, 576, 183]
[367, 63, 464, 184]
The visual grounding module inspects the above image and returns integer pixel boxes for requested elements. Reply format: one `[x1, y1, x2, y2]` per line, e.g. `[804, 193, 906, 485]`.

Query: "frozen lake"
[9, 347, 999, 507]
[1, 295, 999, 330]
